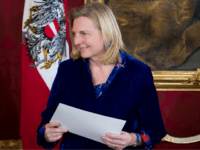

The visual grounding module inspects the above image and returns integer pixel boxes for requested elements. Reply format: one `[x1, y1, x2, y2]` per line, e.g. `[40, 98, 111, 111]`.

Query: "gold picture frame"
[84, 0, 200, 91]
[84, 0, 105, 4]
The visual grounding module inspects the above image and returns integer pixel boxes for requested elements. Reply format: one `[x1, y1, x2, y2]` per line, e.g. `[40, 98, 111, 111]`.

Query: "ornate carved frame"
[84, 0, 200, 144]
[84, 0, 200, 91]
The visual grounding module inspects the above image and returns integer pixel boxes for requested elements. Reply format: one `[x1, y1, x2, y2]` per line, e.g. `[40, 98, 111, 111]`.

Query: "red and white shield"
[44, 18, 60, 38]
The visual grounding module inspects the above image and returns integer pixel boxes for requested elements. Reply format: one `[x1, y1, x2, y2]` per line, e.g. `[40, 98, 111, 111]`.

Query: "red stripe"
[63, 0, 71, 55]
[53, 18, 60, 33]
[21, 44, 62, 149]
[21, 44, 50, 149]
[44, 25, 55, 38]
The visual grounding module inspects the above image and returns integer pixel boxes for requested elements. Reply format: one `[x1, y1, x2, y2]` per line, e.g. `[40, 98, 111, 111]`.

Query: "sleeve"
[136, 65, 167, 149]
[37, 62, 72, 149]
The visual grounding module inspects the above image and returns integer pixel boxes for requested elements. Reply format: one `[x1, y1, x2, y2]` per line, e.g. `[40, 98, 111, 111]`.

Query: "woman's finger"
[49, 134, 63, 142]
[106, 133, 123, 140]
[106, 141, 124, 150]
[102, 136, 125, 146]
[45, 128, 68, 133]
[120, 131, 127, 135]
[50, 127, 68, 133]
[51, 132, 63, 137]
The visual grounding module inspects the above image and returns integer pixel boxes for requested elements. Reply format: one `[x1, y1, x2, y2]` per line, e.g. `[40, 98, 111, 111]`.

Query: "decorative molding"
[84, 0, 104, 4]
[1, 135, 199, 148]
[0, 140, 22, 149]
[162, 134, 200, 144]
[153, 68, 200, 91]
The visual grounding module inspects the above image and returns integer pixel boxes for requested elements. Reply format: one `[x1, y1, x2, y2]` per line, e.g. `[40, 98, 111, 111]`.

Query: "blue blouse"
[37, 51, 167, 149]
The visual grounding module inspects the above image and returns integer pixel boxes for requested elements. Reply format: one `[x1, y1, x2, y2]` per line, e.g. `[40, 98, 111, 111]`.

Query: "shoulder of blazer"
[123, 53, 151, 73]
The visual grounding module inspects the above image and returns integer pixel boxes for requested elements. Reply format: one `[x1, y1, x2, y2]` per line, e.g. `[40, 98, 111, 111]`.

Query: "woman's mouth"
[79, 47, 88, 50]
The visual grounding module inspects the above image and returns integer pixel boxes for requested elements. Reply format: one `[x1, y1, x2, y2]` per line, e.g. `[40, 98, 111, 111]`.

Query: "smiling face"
[72, 17, 106, 61]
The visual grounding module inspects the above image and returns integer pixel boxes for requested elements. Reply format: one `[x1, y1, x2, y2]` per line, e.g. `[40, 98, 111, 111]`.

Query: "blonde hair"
[69, 1, 126, 64]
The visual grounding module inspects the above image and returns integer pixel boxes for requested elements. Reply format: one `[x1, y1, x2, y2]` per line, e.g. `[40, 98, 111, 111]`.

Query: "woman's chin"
[80, 53, 90, 59]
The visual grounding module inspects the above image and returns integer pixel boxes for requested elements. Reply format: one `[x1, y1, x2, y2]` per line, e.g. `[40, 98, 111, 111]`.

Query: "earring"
[104, 41, 111, 48]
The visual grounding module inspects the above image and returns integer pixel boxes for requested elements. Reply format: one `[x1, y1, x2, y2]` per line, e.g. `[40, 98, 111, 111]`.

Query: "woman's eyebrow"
[80, 31, 92, 34]
[72, 30, 92, 34]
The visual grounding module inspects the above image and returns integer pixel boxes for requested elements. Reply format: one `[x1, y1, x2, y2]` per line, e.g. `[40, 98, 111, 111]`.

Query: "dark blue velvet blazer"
[37, 52, 167, 149]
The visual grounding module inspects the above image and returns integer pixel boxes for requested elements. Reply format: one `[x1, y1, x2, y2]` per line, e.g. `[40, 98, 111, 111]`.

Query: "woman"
[37, 1, 167, 149]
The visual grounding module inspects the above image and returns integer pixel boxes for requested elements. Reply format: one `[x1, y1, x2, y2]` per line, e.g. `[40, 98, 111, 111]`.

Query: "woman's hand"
[44, 122, 68, 143]
[101, 131, 136, 150]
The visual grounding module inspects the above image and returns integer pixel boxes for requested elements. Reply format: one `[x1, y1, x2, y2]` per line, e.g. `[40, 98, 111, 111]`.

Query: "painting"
[84, 0, 200, 90]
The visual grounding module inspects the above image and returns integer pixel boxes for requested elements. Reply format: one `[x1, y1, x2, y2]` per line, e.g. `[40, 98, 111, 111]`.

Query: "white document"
[50, 103, 126, 144]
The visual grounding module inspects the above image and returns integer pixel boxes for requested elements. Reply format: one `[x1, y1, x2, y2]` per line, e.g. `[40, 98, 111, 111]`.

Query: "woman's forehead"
[72, 17, 96, 32]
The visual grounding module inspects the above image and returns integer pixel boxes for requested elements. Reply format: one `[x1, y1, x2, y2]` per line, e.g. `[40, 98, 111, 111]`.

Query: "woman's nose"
[73, 34, 83, 46]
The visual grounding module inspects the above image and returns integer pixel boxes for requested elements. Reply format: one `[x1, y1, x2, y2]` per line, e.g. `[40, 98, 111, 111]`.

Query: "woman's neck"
[89, 58, 114, 70]
[89, 58, 104, 68]
[89, 58, 115, 85]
